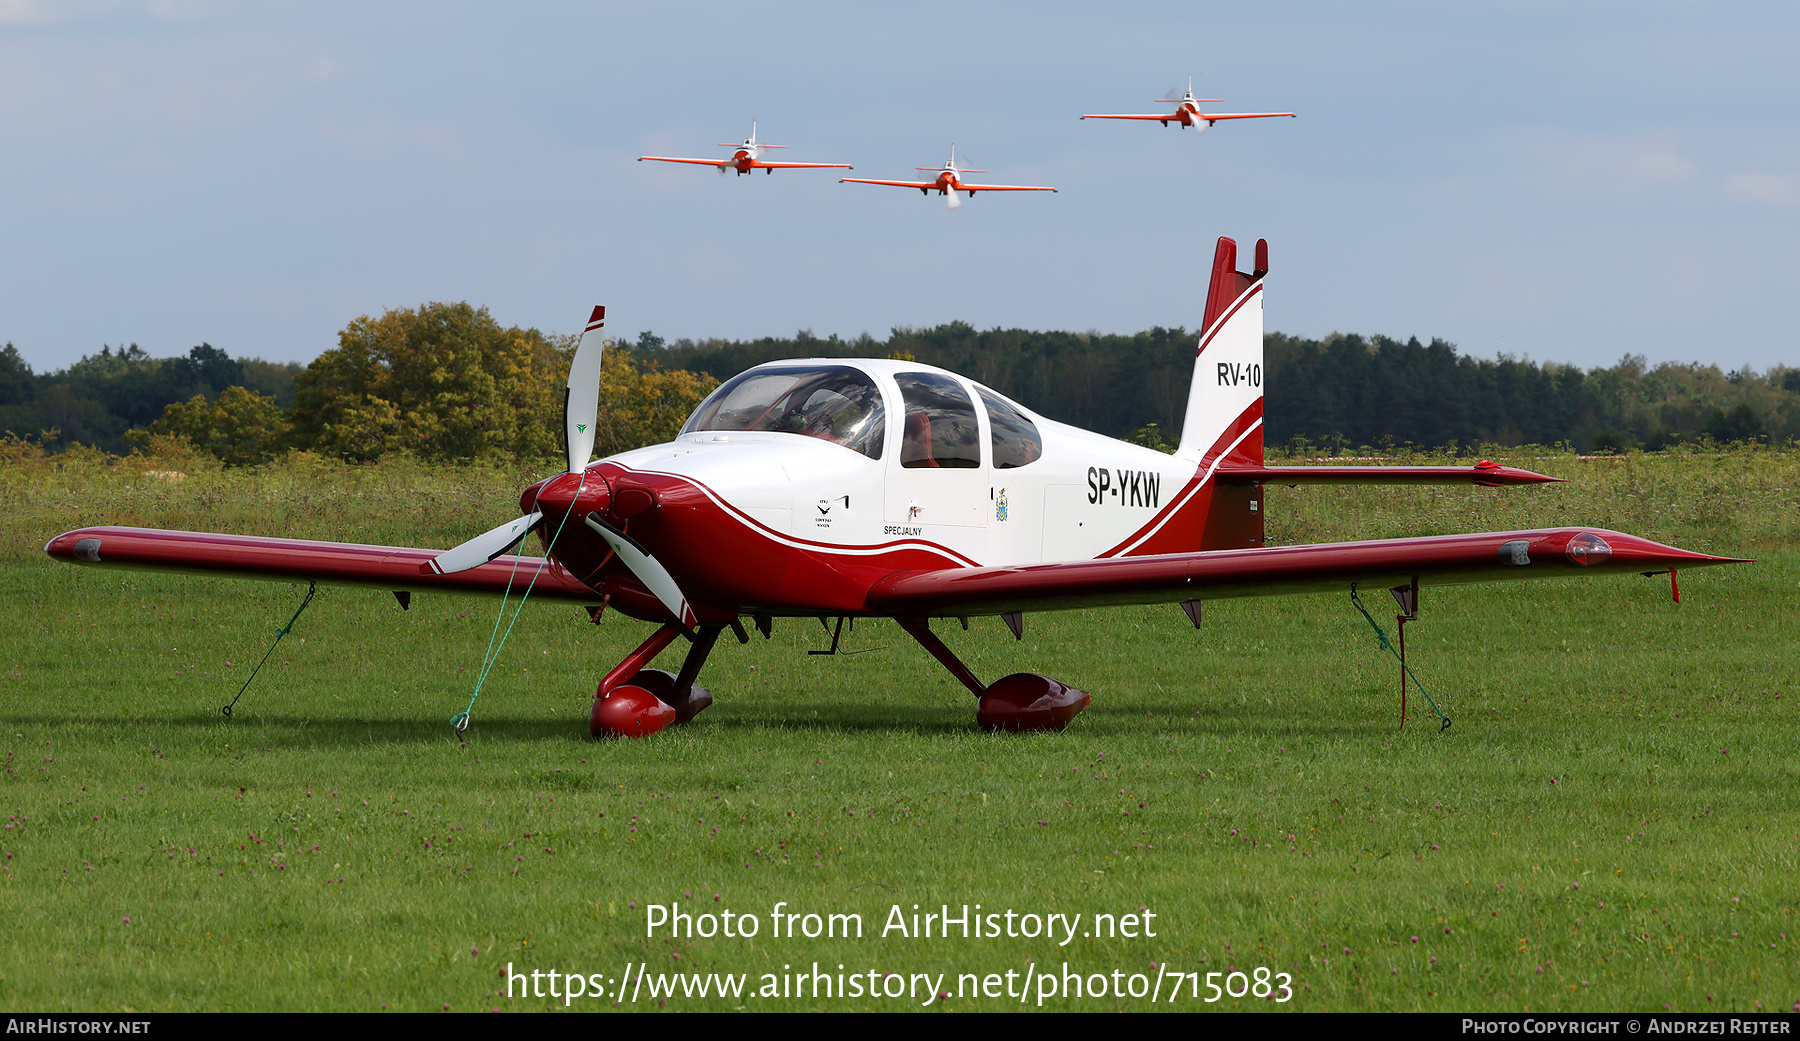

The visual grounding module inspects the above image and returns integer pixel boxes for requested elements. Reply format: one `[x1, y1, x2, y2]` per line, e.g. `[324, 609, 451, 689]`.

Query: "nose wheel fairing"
[589, 622, 721, 738]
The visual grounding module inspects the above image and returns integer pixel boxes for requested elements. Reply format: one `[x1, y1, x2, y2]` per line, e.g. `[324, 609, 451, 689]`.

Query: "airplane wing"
[840, 177, 941, 190]
[1197, 112, 1296, 121]
[752, 161, 854, 170]
[1081, 112, 1295, 122]
[43, 526, 601, 603]
[956, 182, 1057, 193]
[638, 156, 733, 167]
[863, 528, 1746, 618]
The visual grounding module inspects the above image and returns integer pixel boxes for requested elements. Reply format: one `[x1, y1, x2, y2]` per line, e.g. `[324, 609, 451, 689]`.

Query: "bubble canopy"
[680, 365, 887, 459]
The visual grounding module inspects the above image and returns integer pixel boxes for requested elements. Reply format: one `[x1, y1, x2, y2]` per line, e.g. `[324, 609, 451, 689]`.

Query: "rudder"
[1177, 236, 1267, 552]
[1175, 236, 1266, 470]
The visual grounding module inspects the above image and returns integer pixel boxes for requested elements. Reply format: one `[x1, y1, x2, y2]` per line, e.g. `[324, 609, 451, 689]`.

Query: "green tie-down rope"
[450, 474, 587, 736]
[1349, 586, 1451, 731]
[223, 581, 318, 718]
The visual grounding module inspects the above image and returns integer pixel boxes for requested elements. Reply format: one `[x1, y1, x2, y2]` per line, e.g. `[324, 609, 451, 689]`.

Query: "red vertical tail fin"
[1171, 236, 1268, 550]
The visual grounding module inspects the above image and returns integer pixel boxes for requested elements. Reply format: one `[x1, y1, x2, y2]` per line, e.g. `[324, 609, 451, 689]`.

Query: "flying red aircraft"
[1082, 77, 1295, 131]
[839, 147, 1055, 209]
[46, 237, 1744, 739]
[637, 121, 852, 176]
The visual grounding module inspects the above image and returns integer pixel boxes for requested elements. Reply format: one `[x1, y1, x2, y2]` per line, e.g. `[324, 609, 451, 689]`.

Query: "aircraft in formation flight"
[639, 77, 1290, 201]
[1081, 76, 1295, 132]
[839, 147, 1057, 209]
[45, 236, 1745, 739]
[637, 121, 852, 176]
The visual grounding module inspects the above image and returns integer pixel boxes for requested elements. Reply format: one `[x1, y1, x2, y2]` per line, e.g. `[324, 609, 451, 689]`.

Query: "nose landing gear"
[590, 622, 721, 738]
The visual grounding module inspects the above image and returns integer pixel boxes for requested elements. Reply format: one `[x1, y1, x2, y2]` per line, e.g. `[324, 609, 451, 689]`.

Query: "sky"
[3, 1, 1797, 376]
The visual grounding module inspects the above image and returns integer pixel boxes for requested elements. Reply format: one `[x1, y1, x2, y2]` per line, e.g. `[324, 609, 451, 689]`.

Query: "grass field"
[1, 443, 1796, 1012]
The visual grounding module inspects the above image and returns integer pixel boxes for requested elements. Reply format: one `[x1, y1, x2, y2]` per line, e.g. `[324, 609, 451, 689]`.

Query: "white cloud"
[0, 0, 111, 24]
[143, 0, 222, 22]
[1724, 172, 1800, 206]
[1528, 131, 1697, 197]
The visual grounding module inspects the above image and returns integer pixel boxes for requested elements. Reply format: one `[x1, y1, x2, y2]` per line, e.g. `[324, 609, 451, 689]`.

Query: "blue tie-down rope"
[450, 473, 586, 736]
[223, 581, 318, 718]
[1350, 586, 1450, 731]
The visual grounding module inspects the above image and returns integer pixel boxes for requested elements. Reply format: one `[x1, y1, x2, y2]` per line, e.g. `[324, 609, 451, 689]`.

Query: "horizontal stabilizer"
[1217, 461, 1560, 486]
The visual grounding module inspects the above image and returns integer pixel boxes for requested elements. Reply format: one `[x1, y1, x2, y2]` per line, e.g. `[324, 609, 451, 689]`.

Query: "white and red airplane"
[637, 121, 852, 176]
[46, 237, 1744, 738]
[839, 147, 1055, 209]
[1082, 77, 1295, 132]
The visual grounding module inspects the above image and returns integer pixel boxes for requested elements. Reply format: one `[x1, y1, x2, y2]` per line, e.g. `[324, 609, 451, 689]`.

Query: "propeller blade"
[582, 513, 698, 629]
[426, 511, 544, 575]
[947, 191, 962, 210]
[565, 306, 606, 474]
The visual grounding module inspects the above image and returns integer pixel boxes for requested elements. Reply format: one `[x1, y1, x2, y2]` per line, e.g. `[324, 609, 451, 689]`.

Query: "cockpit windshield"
[680, 365, 887, 460]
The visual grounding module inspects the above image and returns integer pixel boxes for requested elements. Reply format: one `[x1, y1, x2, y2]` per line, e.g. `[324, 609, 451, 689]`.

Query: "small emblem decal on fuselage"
[815, 495, 850, 529]
[995, 489, 1008, 522]
[1087, 467, 1162, 508]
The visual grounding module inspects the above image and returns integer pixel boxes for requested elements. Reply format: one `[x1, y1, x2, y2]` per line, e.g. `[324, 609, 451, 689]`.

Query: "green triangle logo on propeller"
[577, 424, 588, 433]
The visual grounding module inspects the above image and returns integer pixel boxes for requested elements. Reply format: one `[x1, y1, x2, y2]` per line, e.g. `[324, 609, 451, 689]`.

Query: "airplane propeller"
[582, 513, 698, 629]
[425, 306, 608, 576]
[424, 305, 703, 632]
[424, 511, 546, 576]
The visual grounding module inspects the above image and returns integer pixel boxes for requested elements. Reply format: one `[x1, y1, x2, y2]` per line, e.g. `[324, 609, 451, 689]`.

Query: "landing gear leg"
[895, 617, 1088, 732]
[666, 624, 722, 723]
[591, 621, 721, 738]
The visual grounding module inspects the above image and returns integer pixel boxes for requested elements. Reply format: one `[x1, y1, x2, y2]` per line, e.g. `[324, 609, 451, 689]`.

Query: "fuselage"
[526, 358, 1235, 622]
[729, 145, 759, 173]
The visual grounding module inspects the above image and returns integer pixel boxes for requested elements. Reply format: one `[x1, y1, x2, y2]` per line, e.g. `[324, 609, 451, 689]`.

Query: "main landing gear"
[895, 617, 1089, 733]
[588, 615, 1089, 737]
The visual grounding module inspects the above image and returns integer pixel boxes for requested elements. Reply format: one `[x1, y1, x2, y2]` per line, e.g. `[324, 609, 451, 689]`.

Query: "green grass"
[0, 445, 1796, 1011]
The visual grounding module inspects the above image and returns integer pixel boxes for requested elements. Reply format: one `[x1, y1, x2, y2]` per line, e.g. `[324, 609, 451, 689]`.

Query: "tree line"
[4, 307, 1796, 466]
[649, 325, 1800, 452]
[0, 304, 717, 465]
